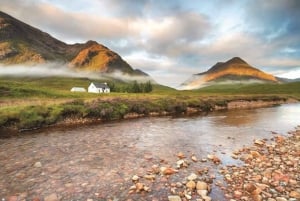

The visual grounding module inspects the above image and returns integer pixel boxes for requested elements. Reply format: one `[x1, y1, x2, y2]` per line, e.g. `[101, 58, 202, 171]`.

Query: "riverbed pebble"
[220, 130, 300, 200]
[168, 195, 182, 201]
[187, 173, 198, 181]
[33, 162, 42, 168]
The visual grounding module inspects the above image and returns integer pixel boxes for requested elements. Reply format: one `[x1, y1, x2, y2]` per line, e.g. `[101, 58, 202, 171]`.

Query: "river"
[0, 103, 300, 201]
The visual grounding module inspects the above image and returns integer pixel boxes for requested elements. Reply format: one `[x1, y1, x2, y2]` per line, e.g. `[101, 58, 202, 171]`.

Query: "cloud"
[0, 0, 299, 86]
[245, 0, 300, 57]
[0, 64, 153, 83]
[99, 0, 183, 18]
[0, 63, 82, 77]
[276, 69, 300, 79]
[141, 12, 211, 56]
[123, 52, 199, 87]
[0, 0, 134, 43]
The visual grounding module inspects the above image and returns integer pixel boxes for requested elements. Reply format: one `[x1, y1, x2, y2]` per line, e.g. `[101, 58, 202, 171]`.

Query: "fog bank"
[0, 64, 154, 83]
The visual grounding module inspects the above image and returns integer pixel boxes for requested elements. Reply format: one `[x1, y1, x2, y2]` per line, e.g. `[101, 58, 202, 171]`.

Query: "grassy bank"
[0, 95, 292, 133]
[0, 76, 299, 133]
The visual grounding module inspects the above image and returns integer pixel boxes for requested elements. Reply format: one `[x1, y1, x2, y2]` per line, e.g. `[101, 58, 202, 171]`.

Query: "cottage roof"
[92, 82, 109, 89]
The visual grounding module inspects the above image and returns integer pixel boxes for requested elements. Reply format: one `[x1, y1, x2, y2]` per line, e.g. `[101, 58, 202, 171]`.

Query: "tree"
[131, 80, 141, 93]
[108, 82, 116, 92]
[144, 81, 153, 93]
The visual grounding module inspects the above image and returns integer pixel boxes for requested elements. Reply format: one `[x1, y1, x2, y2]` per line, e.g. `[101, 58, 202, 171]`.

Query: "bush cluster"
[108, 81, 153, 93]
[0, 95, 287, 132]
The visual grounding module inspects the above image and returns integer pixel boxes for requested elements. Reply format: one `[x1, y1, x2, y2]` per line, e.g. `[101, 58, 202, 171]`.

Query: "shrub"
[18, 106, 49, 129]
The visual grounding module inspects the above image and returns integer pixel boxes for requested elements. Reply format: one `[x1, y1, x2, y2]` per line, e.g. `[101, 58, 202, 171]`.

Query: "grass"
[0, 76, 299, 132]
[196, 82, 300, 99]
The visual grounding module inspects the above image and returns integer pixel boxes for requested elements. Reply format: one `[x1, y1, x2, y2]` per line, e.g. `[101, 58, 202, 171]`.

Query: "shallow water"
[0, 103, 299, 200]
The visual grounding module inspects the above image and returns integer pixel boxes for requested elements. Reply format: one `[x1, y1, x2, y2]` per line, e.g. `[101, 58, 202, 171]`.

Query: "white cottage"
[70, 87, 86, 92]
[88, 82, 110, 93]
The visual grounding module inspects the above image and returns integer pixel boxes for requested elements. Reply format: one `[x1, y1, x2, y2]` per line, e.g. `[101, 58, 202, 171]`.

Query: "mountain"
[180, 57, 278, 90]
[0, 11, 148, 76]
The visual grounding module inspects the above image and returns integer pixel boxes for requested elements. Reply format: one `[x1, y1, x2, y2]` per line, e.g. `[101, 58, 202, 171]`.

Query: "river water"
[0, 103, 300, 200]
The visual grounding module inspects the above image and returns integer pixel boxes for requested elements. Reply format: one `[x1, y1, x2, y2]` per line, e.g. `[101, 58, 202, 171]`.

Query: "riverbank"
[219, 127, 300, 201]
[0, 95, 297, 135]
[1, 104, 299, 200]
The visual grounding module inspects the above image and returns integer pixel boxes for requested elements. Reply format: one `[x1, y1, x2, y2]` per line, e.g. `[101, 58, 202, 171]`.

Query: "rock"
[161, 167, 178, 175]
[231, 154, 239, 159]
[144, 174, 155, 180]
[275, 197, 287, 201]
[252, 194, 262, 201]
[209, 174, 216, 179]
[151, 164, 160, 174]
[176, 182, 183, 188]
[132, 175, 139, 181]
[185, 194, 192, 200]
[34, 162, 42, 168]
[44, 193, 58, 201]
[240, 154, 253, 162]
[170, 187, 176, 194]
[262, 177, 269, 184]
[196, 181, 208, 190]
[7, 196, 18, 201]
[187, 173, 198, 181]
[87, 199, 93, 201]
[202, 195, 212, 201]
[234, 190, 242, 199]
[224, 174, 232, 182]
[254, 139, 265, 146]
[168, 195, 182, 201]
[177, 152, 185, 159]
[267, 199, 276, 201]
[244, 183, 256, 193]
[143, 186, 150, 192]
[176, 160, 185, 168]
[275, 136, 285, 143]
[275, 186, 284, 193]
[250, 151, 261, 158]
[135, 183, 144, 192]
[66, 183, 75, 188]
[81, 183, 88, 187]
[129, 185, 136, 190]
[255, 183, 269, 191]
[252, 187, 262, 196]
[186, 180, 196, 190]
[289, 179, 297, 185]
[191, 155, 198, 162]
[197, 190, 208, 196]
[207, 154, 221, 164]
[289, 191, 300, 198]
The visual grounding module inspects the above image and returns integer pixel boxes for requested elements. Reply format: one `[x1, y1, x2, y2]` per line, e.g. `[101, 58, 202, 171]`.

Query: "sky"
[1, 0, 300, 87]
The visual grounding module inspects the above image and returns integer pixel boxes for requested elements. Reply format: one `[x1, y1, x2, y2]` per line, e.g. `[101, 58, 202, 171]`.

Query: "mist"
[0, 64, 154, 83]
[178, 74, 271, 90]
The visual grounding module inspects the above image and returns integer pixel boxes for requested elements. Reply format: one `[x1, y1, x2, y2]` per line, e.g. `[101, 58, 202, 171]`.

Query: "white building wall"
[88, 83, 110, 93]
[103, 88, 110, 93]
[71, 87, 86, 92]
[88, 84, 99, 93]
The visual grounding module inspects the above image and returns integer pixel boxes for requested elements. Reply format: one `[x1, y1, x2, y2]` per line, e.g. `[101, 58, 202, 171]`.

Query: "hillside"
[180, 57, 278, 90]
[0, 11, 147, 76]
